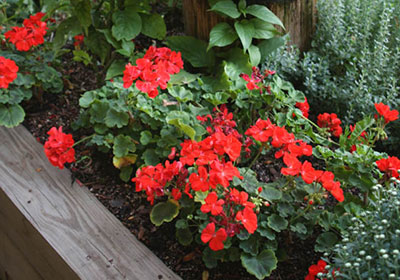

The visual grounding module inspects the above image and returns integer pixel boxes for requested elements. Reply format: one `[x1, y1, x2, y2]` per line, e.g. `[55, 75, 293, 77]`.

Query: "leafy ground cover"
[2, 1, 400, 279]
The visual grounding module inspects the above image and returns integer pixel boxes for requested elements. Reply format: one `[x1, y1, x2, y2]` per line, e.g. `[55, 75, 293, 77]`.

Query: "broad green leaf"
[0, 104, 25, 128]
[71, 0, 92, 30]
[259, 185, 282, 201]
[116, 40, 135, 57]
[98, 29, 120, 49]
[288, 90, 305, 103]
[248, 44, 261, 66]
[315, 232, 338, 252]
[175, 219, 188, 229]
[79, 91, 96, 108]
[290, 223, 307, 234]
[166, 111, 196, 140]
[202, 247, 224, 269]
[105, 60, 126, 80]
[223, 48, 252, 80]
[105, 108, 129, 128]
[113, 135, 136, 158]
[176, 228, 193, 246]
[112, 10, 142, 41]
[267, 214, 288, 232]
[53, 16, 82, 50]
[5, 88, 32, 104]
[169, 70, 199, 85]
[166, 36, 215, 68]
[250, 18, 278, 39]
[246, 4, 284, 29]
[140, 131, 152, 145]
[142, 149, 160, 166]
[140, 13, 166, 40]
[257, 225, 275, 240]
[258, 35, 287, 61]
[89, 100, 109, 123]
[234, 20, 254, 51]
[277, 203, 295, 218]
[119, 166, 133, 182]
[241, 250, 277, 279]
[73, 50, 92, 66]
[208, 23, 238, 50]
[239, 235, 260, 256]
[209, 0, 240, 18]
[168, 86, 193, 102]
[150, 199, 179, 226]
[13, 73, 35, 88]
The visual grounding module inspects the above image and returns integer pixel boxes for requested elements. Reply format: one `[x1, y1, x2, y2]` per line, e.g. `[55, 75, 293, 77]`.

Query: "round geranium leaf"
[150, 199, 180, 226]
[241, 249, 277, 279]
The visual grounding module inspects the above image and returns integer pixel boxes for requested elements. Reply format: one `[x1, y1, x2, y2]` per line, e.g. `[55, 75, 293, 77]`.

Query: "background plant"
[263, 0, 400, 155]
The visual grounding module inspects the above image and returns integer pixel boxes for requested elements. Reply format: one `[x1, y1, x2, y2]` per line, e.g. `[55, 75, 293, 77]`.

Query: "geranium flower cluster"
[317, 113, 343, 137]
[132, 108, 260, 251]
[4, 12, 48, 51]
[0, 56, 18, 89]
[245, 118, 344, 202]
[376, 156, 400, 179]
[295, 96, 310, 118]
[305, 259, 328, 280]
[44, 127, 76, 169]
[73, 34, 84, 47]
[240, 66, 275, 93]
[374, 102, 399, 124]
[123, 46, 183, 98]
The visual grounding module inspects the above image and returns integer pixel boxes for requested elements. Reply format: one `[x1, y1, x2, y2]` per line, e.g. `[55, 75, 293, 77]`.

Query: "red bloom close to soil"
[317, 113, 343, 137]
[235, 206, 258, 234]
[201, 192, 224, 215]
[73, 34, 84, 47]
[44, 127, 75, 169]
[374, 102, 399, 124]
[305, 259, 328, 280]
[201, 222, 227, 251]
[0, 56, 18, 89]
[5, 12, 47, 51]
[376, 156, 400, 179]
[122, 46, 183, 98]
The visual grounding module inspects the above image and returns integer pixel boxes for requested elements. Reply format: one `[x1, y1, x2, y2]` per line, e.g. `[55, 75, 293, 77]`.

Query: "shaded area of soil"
[22, 52, 321, 280]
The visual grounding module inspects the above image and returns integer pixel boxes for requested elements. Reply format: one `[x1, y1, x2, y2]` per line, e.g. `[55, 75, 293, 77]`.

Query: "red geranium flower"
[0, 56, 18, 89]
[73, 34, 84, 47]
[44, 127, 75, 169]
[317, 113, 343, 137]
[201, 222, 227, 251]
[235, 206, 258, 234]
[295, 96, 310, 118]
[305, 259, 327, 280]
[201, 192, 224, 215]
[376, 156, 400, 179]
[374, 102, 399, 124]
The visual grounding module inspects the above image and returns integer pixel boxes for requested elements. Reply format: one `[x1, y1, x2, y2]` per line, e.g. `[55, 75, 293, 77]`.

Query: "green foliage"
[326, 182, 400, 279]
[264, 0, 400, 154]
[241, 250, 277, 279]
[150, 199, 180, 226]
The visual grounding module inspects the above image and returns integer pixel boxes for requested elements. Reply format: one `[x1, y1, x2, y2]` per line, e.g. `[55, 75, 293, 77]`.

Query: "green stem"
[244, 146, 263, 175]
[290, 204, 311, 224]
[73, 134, 95, 147]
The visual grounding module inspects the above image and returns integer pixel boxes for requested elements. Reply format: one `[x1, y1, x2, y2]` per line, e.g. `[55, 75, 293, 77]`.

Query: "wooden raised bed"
[0, 125, 181, 280]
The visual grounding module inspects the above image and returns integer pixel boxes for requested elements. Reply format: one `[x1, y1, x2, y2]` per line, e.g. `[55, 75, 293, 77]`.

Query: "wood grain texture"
[0, 125, 181, 280]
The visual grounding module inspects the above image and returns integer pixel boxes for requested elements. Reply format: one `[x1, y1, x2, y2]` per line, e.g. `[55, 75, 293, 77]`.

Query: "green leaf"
[150, 199, 180, 226]
[223, 48, 252, 80]
[239, 235, 260, 256]
[267, 214, 288, 232]
[241, 250, 277, 279]
[89, 100, 109, 123]
[290, 223, 307, 234]
[209, 0, 240, 18]
[85, 29, 111, 64]
[53, 16, 82, 50]
[258, 35, 287, 61]
[277, 203, 294, 218]
[175, 219, 188, 229]
[140, 13, 166, 40]
[0, 104, 25, 128]
[113, 135, 136, 158]
[142, 149, 160, 166]
[208, 23, 238, 50]
[248, 45, 261, 66]
[13, 73, 35, 88]
[119, 166, 133, 182]
[140, 131, 152, 145]
[250, 19, 278, 39]
[234, 20, 254, 51]
[259, 184, 282, 201]
[72, 50, 92, 66]
[105, 109, 129, 128]
[167, 36, 215, 68]
[169, 70, 199, 85]
[106, 60, 126, 80]
[246, 4, 284, 29]
[166, 111, 196, 140]
[168, 86, 193, 102]
[315, 232, 338, 252]
[98, 29, 121, 49]
[112, 10, 142, 41]
[176, 227, 193, 246]
[79, 91, 96, 108]
[71, 0, 92, 30]
[5, 88, 32, 104]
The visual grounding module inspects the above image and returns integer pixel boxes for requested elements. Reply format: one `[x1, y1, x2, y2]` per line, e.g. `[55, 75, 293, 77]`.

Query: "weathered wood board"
[0, 125, 181, 280]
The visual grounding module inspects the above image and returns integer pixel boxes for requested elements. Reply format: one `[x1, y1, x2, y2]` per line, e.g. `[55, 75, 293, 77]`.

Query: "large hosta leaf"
[241, 249, 277, 279]
[210, 0, 240, 18]
[0, 104, 25, 128]
[246, 4, 284, 29]
[112, 10, 142, 41]
[150, 199, 179, 226]
[208, 23, 238, 50]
